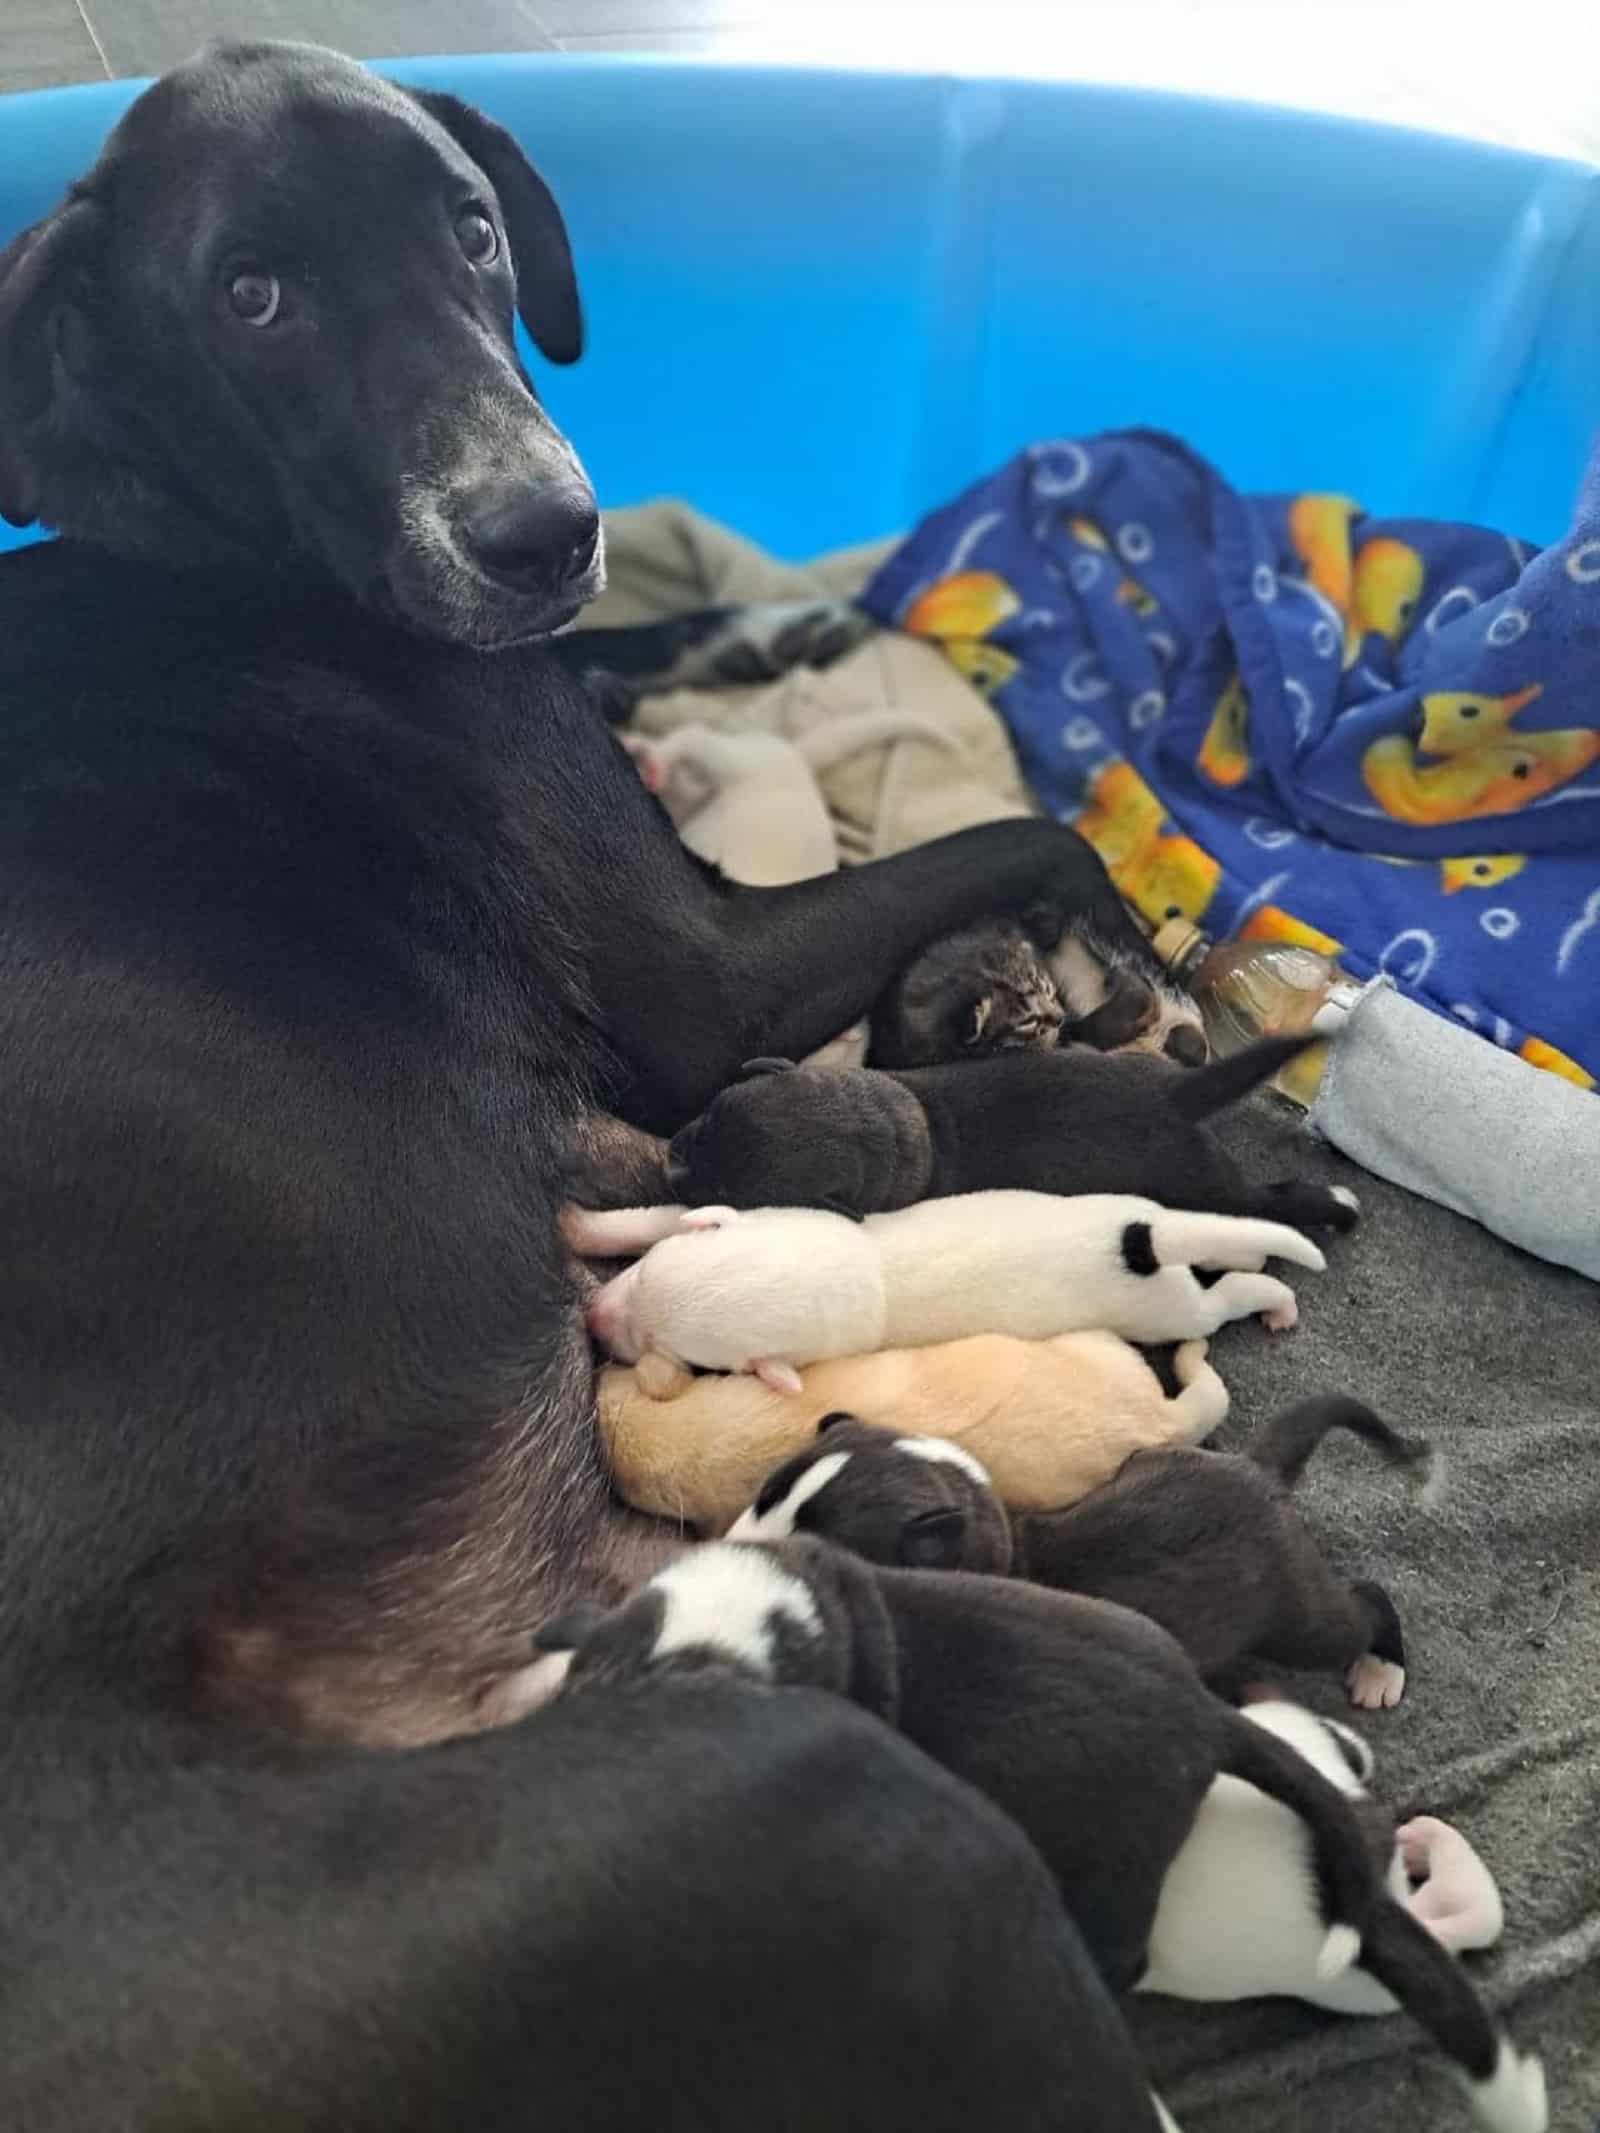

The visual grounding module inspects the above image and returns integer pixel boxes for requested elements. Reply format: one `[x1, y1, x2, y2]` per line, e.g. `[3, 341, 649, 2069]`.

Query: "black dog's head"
[0, 40, 600, 647]
[666, 1057, 928, 1219]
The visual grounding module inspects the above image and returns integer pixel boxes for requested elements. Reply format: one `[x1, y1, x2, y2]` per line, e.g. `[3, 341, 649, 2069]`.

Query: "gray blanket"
[1136, 1097, 1600, 2131]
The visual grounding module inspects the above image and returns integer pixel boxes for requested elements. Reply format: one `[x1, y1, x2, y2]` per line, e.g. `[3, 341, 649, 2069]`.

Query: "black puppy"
[667, 1038, 1362, 1231]
[730, 1398, 1425, 1708]
[539, 1534, 1389, 1996]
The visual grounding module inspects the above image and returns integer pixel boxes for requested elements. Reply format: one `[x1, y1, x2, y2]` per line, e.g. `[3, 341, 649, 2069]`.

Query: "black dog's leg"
[722, 819, 1175, 1075]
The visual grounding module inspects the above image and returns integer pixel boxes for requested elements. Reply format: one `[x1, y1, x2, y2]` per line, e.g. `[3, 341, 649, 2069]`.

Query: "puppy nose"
[463, 479, 600, 593]
[1164, 1024, 1210, 1067]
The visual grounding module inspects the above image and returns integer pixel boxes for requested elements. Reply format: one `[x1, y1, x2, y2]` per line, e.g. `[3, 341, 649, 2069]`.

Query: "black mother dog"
[0, 40, 1199, 2130]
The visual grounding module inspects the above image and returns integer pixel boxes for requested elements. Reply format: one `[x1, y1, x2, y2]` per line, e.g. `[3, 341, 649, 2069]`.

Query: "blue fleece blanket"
[860, 431, 1600, 1086]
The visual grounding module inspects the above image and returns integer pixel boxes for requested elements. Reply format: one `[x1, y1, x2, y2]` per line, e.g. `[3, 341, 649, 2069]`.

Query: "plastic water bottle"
[1153, 920, 1361, 1108]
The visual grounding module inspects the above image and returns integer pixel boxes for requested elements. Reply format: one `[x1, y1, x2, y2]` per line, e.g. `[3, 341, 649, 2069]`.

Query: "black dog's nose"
[463, 479, 600, 593]
[1164, 1024, 1210, 1067]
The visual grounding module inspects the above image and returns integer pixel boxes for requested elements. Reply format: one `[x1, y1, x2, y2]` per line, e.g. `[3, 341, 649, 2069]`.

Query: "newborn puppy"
[626, 711, 950, 886]
[572, 1194, 1325, 1383]
[1136, 1698, 1541, 2133]
[869, 917, 1065, 1067]
[536, 1536, 1389, 1997]
[729, 1397, 1423, 1709]
[666, 1041, 1362, 1232]
[595, 1331, 1228, 1535]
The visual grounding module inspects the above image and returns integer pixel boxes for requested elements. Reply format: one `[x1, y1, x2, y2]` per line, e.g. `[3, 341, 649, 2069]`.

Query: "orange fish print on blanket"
[1198, 675, 1250, 788]
[1073, 761, 1220, 926]
[1517, 1036, 1596, 1090]
[903, 571, 1022, 697]
[1362, 683, 1600, 826]
[1344, 538, 1424, 668]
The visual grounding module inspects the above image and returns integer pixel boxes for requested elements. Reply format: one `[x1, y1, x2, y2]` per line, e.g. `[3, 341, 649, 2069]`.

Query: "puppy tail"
[1217, 1711, 1382, 1951]
[1249, 1394, 1433, 1494]
[796, 710, 956, 774]
[1168, 1339, 1230, 1441]
[1357, 1905, 1547, 2133]
[1164, 1033, 1321, 1122]
[1145, 1208, 1326, 1274]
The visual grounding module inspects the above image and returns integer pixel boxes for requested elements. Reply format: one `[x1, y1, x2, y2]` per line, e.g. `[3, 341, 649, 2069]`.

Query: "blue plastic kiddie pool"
[2, 55, 1598, 559]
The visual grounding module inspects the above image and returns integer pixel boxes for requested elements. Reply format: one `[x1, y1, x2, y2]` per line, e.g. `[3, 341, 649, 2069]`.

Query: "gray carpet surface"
[1130, 1097, 1600, 2130]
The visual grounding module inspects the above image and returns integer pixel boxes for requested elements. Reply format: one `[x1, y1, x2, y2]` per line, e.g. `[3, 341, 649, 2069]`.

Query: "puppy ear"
[532, 1603, 609, 1653]
[819, 1196, 866, 1223]
[405, 89, 582, 364]
[897, 1508, 968, 1570]
[0, 192, 105, 527]
[737, 1057, 796, 1080]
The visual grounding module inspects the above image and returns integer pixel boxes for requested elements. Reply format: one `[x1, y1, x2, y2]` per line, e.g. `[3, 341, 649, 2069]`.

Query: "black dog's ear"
[737, 1057, 796, 1080]
[405, 89, 582, 365]
[532, 1603, 608, 1653]
[0, 191, 104, 527]
[897, 1508, 968, 1570]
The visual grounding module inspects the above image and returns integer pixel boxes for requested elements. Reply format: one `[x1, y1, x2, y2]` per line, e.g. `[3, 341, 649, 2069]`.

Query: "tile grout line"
[71, 0, 115, 81]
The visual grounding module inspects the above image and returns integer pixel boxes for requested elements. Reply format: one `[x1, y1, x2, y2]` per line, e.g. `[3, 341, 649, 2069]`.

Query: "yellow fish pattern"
[1287, 494, 1356, 613]
[1344, 537, 1424, 668]
[1197, 674, 1250, 788]
[1362, 683, 1600, 827]
[902, 570, 1020, 641]
[1239, 906, 1344, 956]
[1517, 1037, 1596, 1091]
[942, 638, 1020, 696]
[1439, 854, 1527, 895]
[1073, 762, 1220, 926]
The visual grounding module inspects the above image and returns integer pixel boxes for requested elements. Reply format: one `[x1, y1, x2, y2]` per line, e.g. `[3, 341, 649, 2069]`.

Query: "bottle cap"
[1153, 918, 1207, 971]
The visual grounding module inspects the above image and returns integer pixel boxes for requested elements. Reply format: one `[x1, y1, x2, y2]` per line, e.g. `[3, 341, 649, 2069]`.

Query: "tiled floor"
[4, 0, 1599, 165]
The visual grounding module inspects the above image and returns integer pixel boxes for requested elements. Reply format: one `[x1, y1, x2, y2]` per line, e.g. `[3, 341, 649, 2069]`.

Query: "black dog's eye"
[455, 206, 500, 266]
[227, 270, 281, 328]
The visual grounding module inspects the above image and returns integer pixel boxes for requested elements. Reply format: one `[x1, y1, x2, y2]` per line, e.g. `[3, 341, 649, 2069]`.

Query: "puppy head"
[728, 1415, 1014, 1575]
[534, 1542, 833, 1691]
[668, 1060, 913, 1218]
[584, 1261, 649, 1363]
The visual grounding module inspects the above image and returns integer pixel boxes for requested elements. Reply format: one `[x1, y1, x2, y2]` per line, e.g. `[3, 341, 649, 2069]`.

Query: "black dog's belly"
[1, 1682, 1141, 2133]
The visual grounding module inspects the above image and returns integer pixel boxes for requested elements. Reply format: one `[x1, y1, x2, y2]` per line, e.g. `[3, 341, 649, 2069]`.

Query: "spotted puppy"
[535, 1540, 1543, 2130]
[730, 1397, 1423, 1710]
[537, 1536, 1386, 1995]
[574, 1193, 1324, 1386]
[667, 1039, 1363, 1230]
[1137, 1697, 1541, 2133]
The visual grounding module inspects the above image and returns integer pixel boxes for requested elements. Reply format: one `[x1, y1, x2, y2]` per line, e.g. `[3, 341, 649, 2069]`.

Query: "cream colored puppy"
[570, 1194, 1322, 1387]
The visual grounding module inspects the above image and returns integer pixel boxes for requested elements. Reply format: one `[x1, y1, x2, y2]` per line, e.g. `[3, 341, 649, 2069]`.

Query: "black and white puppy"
[729, 1398, 1425, 1709]
[665, 1040, 1362, 1231]
[539, 1541, 1545, 2133]
[539, 1536, 1391, 1995]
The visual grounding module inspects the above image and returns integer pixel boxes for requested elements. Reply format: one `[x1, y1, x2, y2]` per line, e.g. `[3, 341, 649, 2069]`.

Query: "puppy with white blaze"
[1137, 1699, 1544, 2133]
[570, 1192, 1323, 1383]
[539, 1539, 1405, 2000]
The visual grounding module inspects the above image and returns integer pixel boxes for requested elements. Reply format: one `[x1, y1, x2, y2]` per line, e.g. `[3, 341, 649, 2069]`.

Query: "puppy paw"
[679, 1205, 740, 1232]
[751, 1358, 804, 1395]
[1397, 1816, 1505, 1951]
[1261, 1295, 1299, 1332]
[1346, 1654, 1406, 1710]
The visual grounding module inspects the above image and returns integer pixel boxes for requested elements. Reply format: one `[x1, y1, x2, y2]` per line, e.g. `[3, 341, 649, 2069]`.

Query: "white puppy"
[572, 1193, 1323, 1387]
[1137, 1698, 1507, 2019]
[626, 712, 951, 887]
